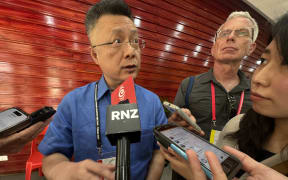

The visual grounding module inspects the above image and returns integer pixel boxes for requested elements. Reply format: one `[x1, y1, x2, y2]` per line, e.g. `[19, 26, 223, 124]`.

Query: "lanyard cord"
[95, 83, 102, 155]
[211, 82, 245, 124]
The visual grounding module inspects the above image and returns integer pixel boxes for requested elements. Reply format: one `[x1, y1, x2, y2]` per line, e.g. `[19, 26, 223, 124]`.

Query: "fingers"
[168, 110, 204, 136]
[159, 144, 175, 162]
[167, 147, 185, 162]
[205, 151, 227, 180]
[181, 108, 192, 117]
[168, 112, 192, 127]
[186, 149, 206, 180]
[84, 160, 115, 180]
[223, 146, 258, 174]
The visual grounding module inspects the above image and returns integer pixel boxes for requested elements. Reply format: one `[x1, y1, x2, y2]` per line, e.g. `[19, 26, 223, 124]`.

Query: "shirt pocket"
[190, 93, 211, 121]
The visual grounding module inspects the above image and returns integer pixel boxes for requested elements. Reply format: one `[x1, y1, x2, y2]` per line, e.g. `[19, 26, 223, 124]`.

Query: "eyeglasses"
[216, 28, 254, 40]
[227, 94, 237, 119]
[92, 39, 145, 49]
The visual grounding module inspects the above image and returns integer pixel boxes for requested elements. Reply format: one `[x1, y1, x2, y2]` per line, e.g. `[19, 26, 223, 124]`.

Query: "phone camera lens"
[13, 111, 22, 116]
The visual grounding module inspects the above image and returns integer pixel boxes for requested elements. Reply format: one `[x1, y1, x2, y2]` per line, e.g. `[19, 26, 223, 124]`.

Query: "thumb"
[205, 151, 227, 180]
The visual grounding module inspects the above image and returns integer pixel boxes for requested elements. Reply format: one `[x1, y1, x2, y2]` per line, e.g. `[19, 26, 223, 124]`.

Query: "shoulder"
[62, 82, 95, 103]
[193, 71, 210, 85]
[238, 70, 251, 86]
[216, 114, 244, 148]
[180, 76, 193, 86]
[179, 74, 203, 88]
[197, 71, 210, 79]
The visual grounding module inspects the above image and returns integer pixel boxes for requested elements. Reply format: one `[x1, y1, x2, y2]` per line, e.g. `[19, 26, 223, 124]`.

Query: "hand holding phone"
[0, 107, 56, 137]
[154, 123, 241, 180]
[163, 101, 203, 134]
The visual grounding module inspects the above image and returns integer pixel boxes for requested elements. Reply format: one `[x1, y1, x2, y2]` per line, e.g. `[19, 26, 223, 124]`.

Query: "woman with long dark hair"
[217, 13, 288, 176]
[159, 13, 288, 180]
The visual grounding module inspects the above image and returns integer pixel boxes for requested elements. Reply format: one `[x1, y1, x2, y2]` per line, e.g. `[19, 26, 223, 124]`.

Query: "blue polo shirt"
[39, 76, 168, 179]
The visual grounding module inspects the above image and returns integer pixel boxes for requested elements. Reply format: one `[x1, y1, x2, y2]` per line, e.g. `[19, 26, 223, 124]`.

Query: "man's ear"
[90, 47, 99, 65]
[248, 42, 257, 56]
[211, 44, 215, 57]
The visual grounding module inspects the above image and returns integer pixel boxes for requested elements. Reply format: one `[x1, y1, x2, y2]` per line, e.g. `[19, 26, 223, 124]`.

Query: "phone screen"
[161, 126, 229, 170]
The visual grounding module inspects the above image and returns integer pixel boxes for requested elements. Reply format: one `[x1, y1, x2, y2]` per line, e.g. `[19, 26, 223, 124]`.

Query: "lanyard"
[95, 83, 102, 155]
[211, 82, 244, 126]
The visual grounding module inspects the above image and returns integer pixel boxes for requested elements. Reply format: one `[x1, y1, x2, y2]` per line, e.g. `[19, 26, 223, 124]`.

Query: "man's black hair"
[85, 0, 132, 36]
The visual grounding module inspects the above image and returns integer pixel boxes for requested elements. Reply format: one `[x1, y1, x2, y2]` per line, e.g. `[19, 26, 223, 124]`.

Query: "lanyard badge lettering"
[209, 82, 244, 144]
[95, 83, 103, 155]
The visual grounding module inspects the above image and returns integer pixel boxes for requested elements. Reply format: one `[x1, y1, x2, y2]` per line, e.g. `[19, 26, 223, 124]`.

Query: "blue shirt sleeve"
[38, 93, 74, 159]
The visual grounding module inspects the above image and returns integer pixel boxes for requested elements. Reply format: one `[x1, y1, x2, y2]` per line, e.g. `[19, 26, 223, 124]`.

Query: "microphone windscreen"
[111, 76, 137, 105]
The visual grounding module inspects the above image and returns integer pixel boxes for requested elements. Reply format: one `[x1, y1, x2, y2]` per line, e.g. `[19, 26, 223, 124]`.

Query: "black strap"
[94, 82, 102, 155]
[184, 76, 195, 108]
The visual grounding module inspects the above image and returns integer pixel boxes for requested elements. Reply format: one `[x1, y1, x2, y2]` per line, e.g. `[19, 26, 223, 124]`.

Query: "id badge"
[97, 156, 116, 165]
[97, 151, 116, 180]
[209, 129, 221, 145]
[97, 157, 116, 180]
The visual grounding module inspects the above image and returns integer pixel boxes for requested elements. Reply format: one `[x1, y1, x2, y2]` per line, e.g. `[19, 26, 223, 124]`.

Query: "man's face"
[211, 17, 256, 64]
[89, 15, 141, 89]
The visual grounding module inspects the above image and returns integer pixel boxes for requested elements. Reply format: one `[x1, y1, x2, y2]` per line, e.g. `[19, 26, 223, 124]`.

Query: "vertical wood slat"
[0, 0, 271, 174]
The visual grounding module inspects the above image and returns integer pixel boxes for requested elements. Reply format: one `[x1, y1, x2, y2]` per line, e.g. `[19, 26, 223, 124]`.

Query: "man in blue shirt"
[38, 0, 167, 179]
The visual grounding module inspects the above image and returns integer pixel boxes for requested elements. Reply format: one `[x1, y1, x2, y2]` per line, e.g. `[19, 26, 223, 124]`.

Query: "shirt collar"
[200, 69, 214, 84]
[200, 68, 250, 90]
[237, 70, 250, 90]
[97, 75, 110, 100]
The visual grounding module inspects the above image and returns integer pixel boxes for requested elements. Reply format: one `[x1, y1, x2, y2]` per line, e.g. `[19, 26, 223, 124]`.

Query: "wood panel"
[0, 0, 271, 174]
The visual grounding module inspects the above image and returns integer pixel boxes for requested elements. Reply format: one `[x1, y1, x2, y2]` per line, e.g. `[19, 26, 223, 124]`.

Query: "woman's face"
[250, 40, 288, 119]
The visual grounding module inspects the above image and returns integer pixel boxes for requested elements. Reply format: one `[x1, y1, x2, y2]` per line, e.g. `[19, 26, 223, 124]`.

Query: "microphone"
[106, 76, 141, 180]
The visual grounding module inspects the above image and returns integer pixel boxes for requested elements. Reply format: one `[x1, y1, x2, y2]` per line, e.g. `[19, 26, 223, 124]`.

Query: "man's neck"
[103, 77, 122, 92]
[213, 61, 241, 92]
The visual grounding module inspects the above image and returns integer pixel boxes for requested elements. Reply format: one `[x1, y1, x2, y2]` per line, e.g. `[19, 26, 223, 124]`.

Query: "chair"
[25, 126, 48, 180]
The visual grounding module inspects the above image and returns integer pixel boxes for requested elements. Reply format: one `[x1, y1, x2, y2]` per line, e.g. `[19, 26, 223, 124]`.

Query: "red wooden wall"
[0, 0, 271, 174]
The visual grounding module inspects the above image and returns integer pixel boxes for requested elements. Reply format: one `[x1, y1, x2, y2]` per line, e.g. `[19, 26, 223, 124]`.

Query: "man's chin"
[121, 72, 138, 80]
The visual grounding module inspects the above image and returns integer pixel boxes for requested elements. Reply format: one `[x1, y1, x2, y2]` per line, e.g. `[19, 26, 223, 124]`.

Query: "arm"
[185, 146, 288, 180]
[174, 77, 190, 108]
[0, 119, 51, 155]
[146, 150, 165, 180]
[42, 153, 115, 180]
[224, 146, 288, 180]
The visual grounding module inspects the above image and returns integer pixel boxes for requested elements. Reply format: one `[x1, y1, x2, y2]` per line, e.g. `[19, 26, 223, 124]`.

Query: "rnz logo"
[118, 85, 125, 101]
[111, 109, 139, 120]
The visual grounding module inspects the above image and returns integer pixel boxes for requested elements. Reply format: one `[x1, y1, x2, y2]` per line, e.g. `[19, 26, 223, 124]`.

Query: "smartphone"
[163, 101, 202, 133]
[0, 107, 56, 137]
[154, 123, 241, 180]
